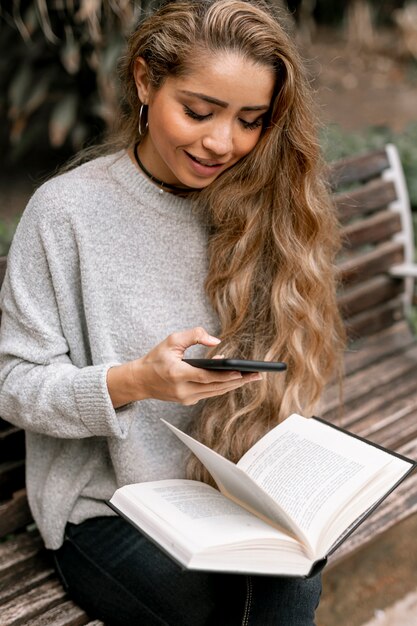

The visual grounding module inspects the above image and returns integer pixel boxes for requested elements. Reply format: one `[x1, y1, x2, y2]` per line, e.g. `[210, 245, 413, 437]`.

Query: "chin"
[177, 175, 216, 190]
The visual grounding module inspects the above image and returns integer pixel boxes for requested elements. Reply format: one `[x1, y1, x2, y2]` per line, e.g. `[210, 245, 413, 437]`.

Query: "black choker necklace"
[134, 143, 197, 194]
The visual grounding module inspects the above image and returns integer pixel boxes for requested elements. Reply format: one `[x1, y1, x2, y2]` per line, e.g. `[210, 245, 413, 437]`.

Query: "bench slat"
[398, 438, 417, 459]
[343, 320, 414, 374]
[345, 298, 405, 339]
[335, 179, 397, 222]
[326, 388, 417, 451]
[339, 275, 404, 319]
[0, 532, 44, 576]
[344, 388, 417, 441]
[24, 600, 101, 626]
[328, 149, 389, 188]
[23, 600, 92, 626]
[0, 488, 32, 536]
[0, 558, 55, 605]
[325, 367, 417, 427]
[0, 579, 66, 626]
[323, 342, 417, 414]
[362, 406, 417, 450]
[0, 532, 100, 626]
[339, 240, 404, 286]
[342, 210, 402, 249]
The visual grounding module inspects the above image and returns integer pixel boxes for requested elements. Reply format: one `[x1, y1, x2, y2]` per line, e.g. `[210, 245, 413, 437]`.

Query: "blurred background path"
[317, 512, 417, 625]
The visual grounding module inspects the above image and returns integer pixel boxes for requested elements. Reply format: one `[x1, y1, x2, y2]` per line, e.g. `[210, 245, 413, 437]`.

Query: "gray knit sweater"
[0, 151, 218, 549]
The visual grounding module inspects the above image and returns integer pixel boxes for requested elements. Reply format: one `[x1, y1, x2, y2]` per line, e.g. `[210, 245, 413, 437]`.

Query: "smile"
[185, 152, 226, 168]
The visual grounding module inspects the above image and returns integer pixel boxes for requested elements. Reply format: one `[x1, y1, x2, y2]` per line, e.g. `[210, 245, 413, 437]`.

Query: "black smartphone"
[182, 358, 287, 373]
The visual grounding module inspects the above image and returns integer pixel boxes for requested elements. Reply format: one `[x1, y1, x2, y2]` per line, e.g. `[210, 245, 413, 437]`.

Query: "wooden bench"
[323, 143, 417, 567]
[0, 469, 103, 621]
[0, 143, 416, 621]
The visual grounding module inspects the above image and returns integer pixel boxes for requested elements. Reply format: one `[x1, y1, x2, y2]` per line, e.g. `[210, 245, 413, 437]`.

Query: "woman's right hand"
[107, 327, 262, 408]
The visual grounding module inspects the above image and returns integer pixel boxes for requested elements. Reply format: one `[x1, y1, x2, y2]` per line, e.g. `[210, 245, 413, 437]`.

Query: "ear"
[133, 57, 151, 104]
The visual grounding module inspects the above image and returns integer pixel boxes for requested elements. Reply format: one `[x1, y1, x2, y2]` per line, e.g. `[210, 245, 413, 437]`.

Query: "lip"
[184, 151, 227, 176]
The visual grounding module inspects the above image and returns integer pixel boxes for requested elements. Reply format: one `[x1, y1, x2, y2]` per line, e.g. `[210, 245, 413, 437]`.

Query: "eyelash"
[183, 106, 263, 131]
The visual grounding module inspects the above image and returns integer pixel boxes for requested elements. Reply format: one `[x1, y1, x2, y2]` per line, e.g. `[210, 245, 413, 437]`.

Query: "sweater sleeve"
[0, 187, 131, 440]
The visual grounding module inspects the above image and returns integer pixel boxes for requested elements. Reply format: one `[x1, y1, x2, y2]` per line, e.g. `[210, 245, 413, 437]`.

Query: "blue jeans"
[53, 517, 321, 625]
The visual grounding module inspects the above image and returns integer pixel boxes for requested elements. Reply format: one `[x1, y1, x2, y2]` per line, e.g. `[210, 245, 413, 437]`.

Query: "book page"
[110, 479, 313, 575]
[161, 420, 310, 547]
[111, 479, 298, 551]
[237, 414, 393, 548]
[318, 457, 412, 554]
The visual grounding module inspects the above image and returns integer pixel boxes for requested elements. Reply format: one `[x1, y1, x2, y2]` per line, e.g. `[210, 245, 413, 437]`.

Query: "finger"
[187, 372, 261, 395]
[185, 375, 264, 404]
[169, 327, 222, 353]
[241, 372, 264, 380]
[185, 366, 243, 384]
[202, 372, 262, 385]
[184, 379, 247, 404]
[206, 373, 262, 389]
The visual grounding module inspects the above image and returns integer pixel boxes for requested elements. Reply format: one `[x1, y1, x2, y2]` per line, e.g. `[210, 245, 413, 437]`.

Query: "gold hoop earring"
[138, 104, 148, 137]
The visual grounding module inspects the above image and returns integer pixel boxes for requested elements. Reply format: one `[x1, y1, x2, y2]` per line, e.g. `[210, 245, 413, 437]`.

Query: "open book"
[108, 414, 416, 577]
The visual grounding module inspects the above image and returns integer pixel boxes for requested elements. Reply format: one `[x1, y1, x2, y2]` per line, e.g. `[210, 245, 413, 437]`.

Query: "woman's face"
[133, 51, 275, 189]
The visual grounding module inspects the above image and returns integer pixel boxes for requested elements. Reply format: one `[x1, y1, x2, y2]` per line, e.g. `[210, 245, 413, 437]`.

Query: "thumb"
[173, 327, 222, 353]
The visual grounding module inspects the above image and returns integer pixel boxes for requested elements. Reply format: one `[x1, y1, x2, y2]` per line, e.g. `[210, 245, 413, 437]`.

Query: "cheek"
[153, 110, 198, 152]
[235, 130, 263, 158]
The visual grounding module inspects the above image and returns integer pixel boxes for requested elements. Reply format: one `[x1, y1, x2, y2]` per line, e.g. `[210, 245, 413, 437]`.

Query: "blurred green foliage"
[0, 216, 20, 256]
[0, 0, 144, 161]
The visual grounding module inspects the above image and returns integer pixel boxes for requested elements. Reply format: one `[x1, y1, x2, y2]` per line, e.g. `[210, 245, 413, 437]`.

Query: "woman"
[0, 1, 344, 624]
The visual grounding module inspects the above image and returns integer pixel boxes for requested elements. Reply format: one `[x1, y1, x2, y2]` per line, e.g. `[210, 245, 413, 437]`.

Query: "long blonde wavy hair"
[112, 0, 346, 482]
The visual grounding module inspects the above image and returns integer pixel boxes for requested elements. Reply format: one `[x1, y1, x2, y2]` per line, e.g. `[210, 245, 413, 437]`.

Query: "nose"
[201, 122, 233, 157]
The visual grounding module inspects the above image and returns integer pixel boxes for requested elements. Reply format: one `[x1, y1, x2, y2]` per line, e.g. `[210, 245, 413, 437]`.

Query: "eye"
[183, 105, 211, 121]
[240, 117, 264, 131]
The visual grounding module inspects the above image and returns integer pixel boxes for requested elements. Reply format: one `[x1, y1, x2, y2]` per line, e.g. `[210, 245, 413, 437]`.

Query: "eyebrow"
[179, 90, 269, 111]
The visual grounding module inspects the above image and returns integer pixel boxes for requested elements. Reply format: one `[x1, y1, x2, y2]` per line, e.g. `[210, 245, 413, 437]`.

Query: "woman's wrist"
[106, 360, 148, 409]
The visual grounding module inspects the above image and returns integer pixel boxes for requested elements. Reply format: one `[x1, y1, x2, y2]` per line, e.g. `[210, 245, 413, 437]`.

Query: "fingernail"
[250, 374, 263, 381]
[209, 336, 222, 344]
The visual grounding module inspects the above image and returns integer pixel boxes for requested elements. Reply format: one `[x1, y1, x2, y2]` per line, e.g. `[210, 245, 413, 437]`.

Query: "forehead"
[164, 51, 276, 107]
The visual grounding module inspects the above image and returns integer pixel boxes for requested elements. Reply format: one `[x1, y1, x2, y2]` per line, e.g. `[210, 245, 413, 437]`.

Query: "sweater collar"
[109, 150, 195, 215]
